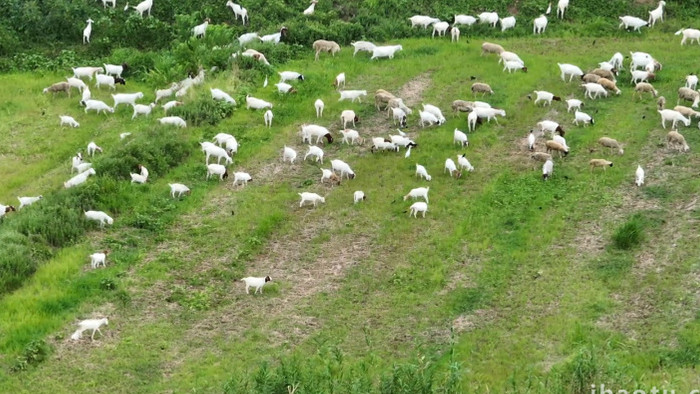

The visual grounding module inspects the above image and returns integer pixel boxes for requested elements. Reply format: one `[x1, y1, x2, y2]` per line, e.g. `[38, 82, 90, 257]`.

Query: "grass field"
[2, 31, 700, 392]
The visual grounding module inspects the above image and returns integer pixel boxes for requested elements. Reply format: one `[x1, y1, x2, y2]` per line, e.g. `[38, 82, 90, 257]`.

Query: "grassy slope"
[1, 32, 700, 392]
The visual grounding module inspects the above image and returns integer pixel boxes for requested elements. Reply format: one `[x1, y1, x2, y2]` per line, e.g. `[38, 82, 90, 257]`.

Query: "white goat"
[409, 15, 441, 28]
[241, 276, 271, 294]
[158, 116, 187, 127]
[371, 45, 403, 60]
[90, 251, 107, 269]
[17, 196, 42, 209]
[130, 164, 149, 184]
[453, 15, 477, 26]
[532, 91, 561, 106]
[477, 12, 499, 28]
[70, 318, 108, 340]
[582, 83, 608, 99]
[648, 1, 666, 27]
[558, 63, 584, 82]
[104, 63, 127, 78]
[533, 15, 548, 34]
[454, 128, 468, 147]
[635, 165, 645, 186]
[155, 83, 179, 102]
[84, 99, 114, 115]
[334, 73, 346, 89]
[132, 103, 155, 119]
[566, 98, 583, 112]
[233, 172, 252, 187]
[658, 110, 690, 128]
[338, 90, 367, 103]
[415, 164, 432, 181]
[404, 187, 429, 203]
[87, 141, 103, 157]
[282, 146, 297, 163]
[299, 192, 325, 207]
[314, 99, 324, 118]
[209, 88, 236, 105]
[246, 95, 272, 110]
[59, 115, 80, 128]
[407, 202, 428, 218]
[83, 19, 94, 44]
[444, 158, 460, 178]
[67, 77, 88, 92]
[351, 41, 376, 56]
[573, 110, 594, 126]
[112, 92, 144, 109]
[451, 26, 460, 42]
[331, 159, 355, 179]
[201, 142, 233, 165]
[432, 21, 450, 38]
[73, 67, 104, 81]
[340, 129, 361, 145]
[676, 28, 700, 45]
[557, 0, 569, 19]
[340, 110, 358, 128]
[263, 109, 273, 128]
[500, 16, 516, 31]
[206, 164, 228, 180]
[226, 1, 248, 25]
[619, 16, 648, 32]
[169, 183, 190, 198]
[457, 154, 474, 172]
[304, 145, 324, 163]
[353, 191, 366, 204]
[132, 0, 153, 17]
[64, 168, 96, 188]
[192, 19, 210, 38]
[84, 210, 113, 228]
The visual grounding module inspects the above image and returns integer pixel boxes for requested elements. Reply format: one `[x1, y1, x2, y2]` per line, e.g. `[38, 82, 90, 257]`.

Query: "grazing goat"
[70, 318, 108, 341]
[241, 276, 271, 294]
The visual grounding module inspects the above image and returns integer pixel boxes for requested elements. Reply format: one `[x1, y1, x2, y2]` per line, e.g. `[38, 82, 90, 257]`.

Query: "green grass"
[2, 31, 700, 392]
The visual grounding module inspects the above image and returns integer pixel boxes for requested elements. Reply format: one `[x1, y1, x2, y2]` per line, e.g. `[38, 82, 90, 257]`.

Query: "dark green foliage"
[95, 128, 192, 179]
[0, 232, 37, 294]
[168, 96, 235, 126]
[3, 0, 700, 74]
[9, 340, 50, 373]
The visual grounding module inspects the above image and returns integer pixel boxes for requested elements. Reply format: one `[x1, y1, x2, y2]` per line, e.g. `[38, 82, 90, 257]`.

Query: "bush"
[95, 128, 192, 179]
[0, 231, 36, 294]
[169, 96, 235, 126]
[10, 340, 51, 373]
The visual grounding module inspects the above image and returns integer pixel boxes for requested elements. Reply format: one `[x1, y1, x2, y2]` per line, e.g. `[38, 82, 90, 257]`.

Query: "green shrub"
[168, 96, 235, 126]
[0, 231, 35, 294]
[10, 340, 50, 373]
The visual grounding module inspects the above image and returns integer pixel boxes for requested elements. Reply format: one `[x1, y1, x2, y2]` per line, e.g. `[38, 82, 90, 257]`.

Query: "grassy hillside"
[3, 30, 700, 392]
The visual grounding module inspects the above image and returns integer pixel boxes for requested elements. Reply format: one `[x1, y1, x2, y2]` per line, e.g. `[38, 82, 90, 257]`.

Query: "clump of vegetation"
[168, 97, 235, 126]
[611, 213, 645, 250]
[10, 340, 50, 373]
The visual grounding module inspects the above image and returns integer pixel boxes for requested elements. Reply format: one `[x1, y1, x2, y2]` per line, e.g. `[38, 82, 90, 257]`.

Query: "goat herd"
[2, 0, 697, 340]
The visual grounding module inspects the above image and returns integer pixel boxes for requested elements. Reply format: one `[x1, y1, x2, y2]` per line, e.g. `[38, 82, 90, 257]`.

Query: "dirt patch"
[452, 309, 498, 334]
[397, 73, 432, 107]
